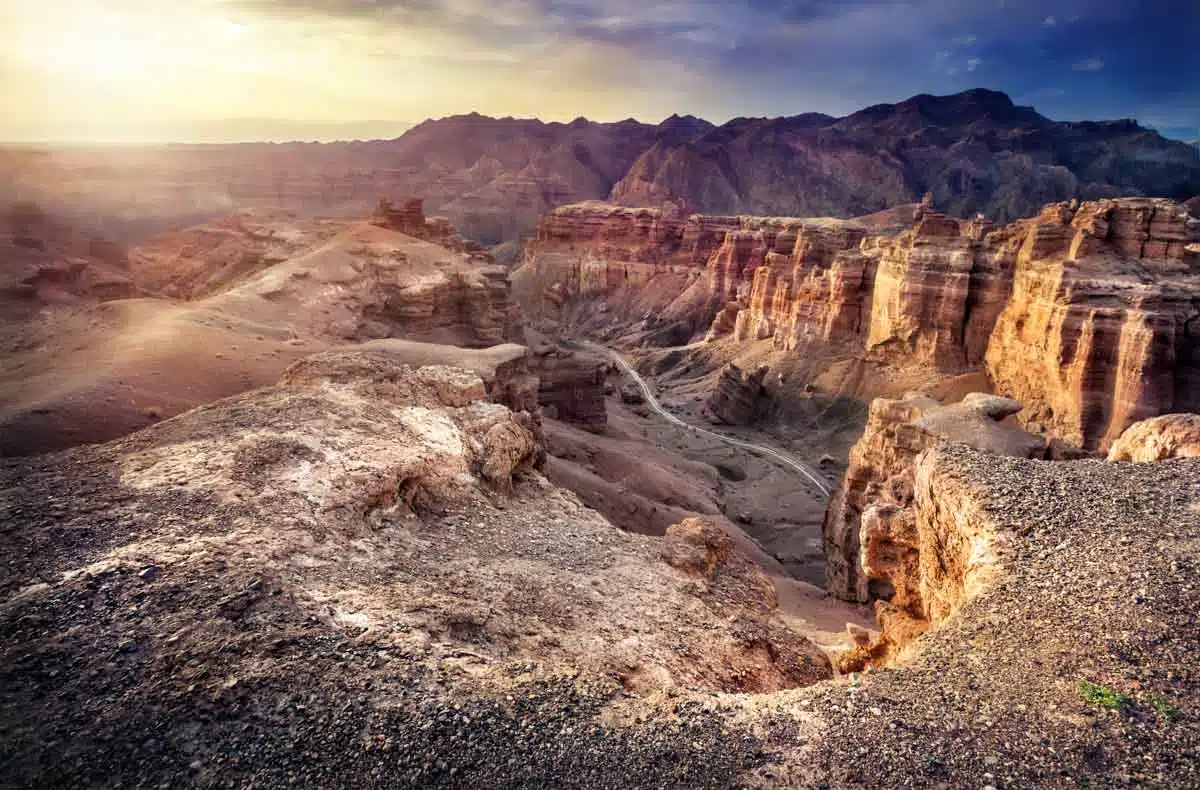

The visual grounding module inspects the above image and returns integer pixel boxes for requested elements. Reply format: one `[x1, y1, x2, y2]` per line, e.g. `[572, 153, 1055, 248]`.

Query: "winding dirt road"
[583, 342, 832, 497]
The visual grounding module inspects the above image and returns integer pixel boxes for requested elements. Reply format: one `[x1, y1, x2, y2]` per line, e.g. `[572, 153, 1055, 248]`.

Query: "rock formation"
[705, 363, 771, 425]
[1107, 413, 1200, 462]
[528, 344, 608, 432]
[0, 354, 844, 786]
[371, 196, 428, 236]
[522, 196, 1200, 451]
[0, 201, 141, 320]
[823, 392, 1047, 604]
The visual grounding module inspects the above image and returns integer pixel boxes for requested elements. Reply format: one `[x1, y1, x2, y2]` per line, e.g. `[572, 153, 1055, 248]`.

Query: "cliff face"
[823, 393, 1047, 606]
[514, 202, 863, 333]
[984, 200, 1200, 449]
[522, 197, 1200, 451]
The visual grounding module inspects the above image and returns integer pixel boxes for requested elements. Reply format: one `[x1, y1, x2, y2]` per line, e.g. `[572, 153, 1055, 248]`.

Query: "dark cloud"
[224, 0, 1199, 127]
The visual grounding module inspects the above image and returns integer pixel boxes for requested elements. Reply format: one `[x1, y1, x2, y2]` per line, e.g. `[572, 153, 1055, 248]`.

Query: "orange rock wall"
[522, 198, 1200, 451]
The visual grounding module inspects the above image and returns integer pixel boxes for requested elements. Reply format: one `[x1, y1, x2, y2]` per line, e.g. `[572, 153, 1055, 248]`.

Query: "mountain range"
[5, 89, 1198, 244]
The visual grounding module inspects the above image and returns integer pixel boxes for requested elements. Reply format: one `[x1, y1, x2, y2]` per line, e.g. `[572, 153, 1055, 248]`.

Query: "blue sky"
[4, 0, 1197, 142]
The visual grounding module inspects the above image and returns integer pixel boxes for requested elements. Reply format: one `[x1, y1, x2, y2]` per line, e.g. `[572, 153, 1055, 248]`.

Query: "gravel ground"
[806, 446, 1200, 788]
[2, 424, 1196, 787]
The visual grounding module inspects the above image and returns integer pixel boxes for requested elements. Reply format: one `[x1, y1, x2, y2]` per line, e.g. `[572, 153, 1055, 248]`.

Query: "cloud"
[4, 0, 1197, 137]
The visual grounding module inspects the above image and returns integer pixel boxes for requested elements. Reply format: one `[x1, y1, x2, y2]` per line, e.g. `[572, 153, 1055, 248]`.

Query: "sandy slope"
[0, 214, 515, 455]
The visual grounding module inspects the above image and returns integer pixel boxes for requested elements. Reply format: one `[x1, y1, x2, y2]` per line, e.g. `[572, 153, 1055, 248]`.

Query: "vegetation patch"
[1078, 681, 1130, 710]
[1146, 694, 1179, 722]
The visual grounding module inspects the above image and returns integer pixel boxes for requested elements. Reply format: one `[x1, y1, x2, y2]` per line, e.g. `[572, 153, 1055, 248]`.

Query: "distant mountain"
[4, 90, 1198, 243]
[610, 89, 1200, 223]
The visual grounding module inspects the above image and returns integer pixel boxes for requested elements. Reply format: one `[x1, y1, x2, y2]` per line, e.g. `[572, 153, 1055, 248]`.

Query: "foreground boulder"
[1108, 413, 1200, 462]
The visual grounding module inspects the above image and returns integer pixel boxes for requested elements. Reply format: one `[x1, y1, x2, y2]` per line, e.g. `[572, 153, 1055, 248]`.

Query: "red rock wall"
[521, 197, 1200, 451]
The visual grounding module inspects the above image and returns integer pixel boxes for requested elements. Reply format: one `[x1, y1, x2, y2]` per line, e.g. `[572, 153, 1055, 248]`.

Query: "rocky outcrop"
[528, 344, 608, 432]
[824, 392, 1047, 604]
[0, 353, 844, 786]
[1107, 413, 1200, 462]
[311, 339, 541, 417]
[1, 201, 141, 318]
[705, 363, 771, 425]
[371, 196, 428, 236]
[524, 196, 1200, 452]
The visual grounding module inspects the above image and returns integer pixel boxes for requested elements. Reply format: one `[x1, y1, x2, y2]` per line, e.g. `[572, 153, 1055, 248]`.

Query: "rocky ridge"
[0, 354, 838, 787]
[10, 90, 1198, 246]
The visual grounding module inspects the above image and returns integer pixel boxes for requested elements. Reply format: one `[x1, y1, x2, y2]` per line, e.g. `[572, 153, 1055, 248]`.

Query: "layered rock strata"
[522, 197, 1200, 450]
[705, 363, 771, 425]
[823, 392, 1047, 604]
[529, 344, 609, 432]
[514, 202, 850, 331]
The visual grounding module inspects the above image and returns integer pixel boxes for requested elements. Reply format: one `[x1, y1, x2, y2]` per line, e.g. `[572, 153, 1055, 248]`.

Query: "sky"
[1, 0, 1196, 143]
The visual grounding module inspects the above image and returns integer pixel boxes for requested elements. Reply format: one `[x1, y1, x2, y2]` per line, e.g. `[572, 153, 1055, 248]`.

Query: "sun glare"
[57, 29, 147, 78]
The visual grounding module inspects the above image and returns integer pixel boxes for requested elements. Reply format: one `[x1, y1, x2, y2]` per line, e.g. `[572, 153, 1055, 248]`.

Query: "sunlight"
[52, 27, 148, 79]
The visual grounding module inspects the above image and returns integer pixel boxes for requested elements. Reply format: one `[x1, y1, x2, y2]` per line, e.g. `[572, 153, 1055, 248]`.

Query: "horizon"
[3, 1, 1197, 145]
[3, 88, 1198, 148]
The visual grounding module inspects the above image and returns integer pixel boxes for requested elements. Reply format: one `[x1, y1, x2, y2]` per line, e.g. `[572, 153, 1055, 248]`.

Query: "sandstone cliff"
[523, 197, 1200, 451]
[823, 392, 1047, 605]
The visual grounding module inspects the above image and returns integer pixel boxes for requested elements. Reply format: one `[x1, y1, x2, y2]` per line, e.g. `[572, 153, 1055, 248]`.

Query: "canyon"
[1, 171, 1198, 786]
[518, 196, 1200, 453]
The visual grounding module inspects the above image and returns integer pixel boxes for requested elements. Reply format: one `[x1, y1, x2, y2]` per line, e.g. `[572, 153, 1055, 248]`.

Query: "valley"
[2, 92, 1199, 787]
